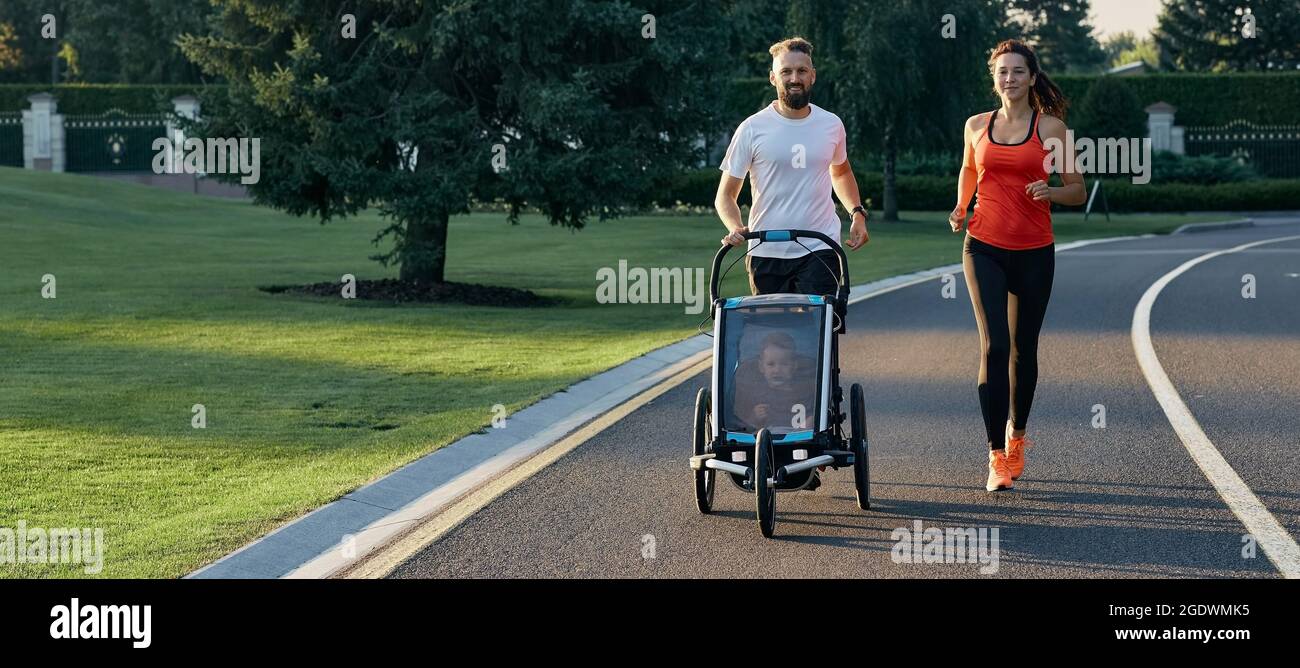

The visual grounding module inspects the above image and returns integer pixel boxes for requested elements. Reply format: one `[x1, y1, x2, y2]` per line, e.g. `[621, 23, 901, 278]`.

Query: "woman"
[949, 39, 1086, 492]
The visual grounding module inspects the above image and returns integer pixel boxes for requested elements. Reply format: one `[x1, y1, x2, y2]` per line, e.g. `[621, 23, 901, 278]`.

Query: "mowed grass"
[0, 167, 1233, 578]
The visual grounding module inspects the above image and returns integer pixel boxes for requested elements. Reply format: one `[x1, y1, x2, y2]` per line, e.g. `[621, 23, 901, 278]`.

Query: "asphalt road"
[388, 221, 1300, 579]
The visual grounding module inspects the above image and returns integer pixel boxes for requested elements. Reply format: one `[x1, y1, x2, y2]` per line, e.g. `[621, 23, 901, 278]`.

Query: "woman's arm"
[1035, 115, 1087, 206]
[950, 114, 982, 232]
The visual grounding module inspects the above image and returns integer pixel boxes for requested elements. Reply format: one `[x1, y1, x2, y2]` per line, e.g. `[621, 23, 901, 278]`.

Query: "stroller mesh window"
[720, 304, 824, 435]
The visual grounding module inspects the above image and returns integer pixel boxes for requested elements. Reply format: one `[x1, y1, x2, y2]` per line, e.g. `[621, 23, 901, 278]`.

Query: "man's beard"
[779, 83, 812, 109]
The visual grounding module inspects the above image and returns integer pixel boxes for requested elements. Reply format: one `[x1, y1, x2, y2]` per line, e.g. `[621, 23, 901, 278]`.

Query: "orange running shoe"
[1004, 422, 1032, 480]
[986, 449, 1013, 492]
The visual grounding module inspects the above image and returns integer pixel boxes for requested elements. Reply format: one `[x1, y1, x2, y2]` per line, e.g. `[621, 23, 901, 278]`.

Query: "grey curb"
[1172, 218, 1254, 235]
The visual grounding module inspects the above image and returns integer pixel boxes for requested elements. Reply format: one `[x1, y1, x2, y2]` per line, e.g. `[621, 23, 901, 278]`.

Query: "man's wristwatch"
[850, 205, 868, 222]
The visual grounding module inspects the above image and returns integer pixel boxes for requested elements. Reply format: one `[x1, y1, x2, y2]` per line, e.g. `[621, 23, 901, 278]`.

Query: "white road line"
[1131, 234, 1300, 579]
[1071, 248, 1300, 256]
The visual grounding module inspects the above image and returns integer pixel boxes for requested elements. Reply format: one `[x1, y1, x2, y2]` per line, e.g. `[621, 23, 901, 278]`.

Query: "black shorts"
[746, 248, 846, 332]
[745, 249, 842, 297]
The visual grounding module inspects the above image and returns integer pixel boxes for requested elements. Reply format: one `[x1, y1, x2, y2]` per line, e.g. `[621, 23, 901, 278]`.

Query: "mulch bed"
[260, 278, 557, 307]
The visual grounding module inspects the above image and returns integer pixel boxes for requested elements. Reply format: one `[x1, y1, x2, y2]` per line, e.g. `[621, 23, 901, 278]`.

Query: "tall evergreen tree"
[1155, 0, 1300, 71]
[179, 0, 731, 285]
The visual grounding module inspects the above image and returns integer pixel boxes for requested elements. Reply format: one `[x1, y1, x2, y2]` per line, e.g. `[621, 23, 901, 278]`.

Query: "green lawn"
[0, 167, 1234, 578]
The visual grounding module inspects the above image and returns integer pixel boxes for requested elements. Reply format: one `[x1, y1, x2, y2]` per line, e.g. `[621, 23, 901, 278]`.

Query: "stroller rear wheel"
[693, 388, 715, 514]
[850, 383, 870, 510]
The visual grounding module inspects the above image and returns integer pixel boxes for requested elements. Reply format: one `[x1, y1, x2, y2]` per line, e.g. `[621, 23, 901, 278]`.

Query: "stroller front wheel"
[754, 429, 776, 537]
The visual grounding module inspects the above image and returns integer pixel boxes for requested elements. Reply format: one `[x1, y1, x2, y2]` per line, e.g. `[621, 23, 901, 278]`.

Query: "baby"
[734, 332, 815, 431]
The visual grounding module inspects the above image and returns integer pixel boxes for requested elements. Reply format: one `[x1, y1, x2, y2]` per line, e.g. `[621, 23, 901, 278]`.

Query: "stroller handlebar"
[709, 229, 851, 306]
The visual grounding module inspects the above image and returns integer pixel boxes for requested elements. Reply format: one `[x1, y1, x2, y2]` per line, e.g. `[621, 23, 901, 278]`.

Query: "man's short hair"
[769, 37, 813, 61]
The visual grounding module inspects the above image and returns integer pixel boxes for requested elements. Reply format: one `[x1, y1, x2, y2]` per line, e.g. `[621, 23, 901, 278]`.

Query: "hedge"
[0, 85, 224, 114]
[722, 74, 1300, 128]
[1097, 179, 1300, 212]
[11, 74, 1294, 128]
[660, 168, 1299, 212]
[11, 74, 1295, 126]
[1054, 73, 1300, 127]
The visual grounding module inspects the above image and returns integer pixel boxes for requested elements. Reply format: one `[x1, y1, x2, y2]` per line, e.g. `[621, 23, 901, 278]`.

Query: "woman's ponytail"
[1030, 69, 1069, 120]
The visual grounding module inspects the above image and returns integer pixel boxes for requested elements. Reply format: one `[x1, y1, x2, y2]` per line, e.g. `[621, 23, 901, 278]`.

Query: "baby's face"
[760, 346, 795, 388]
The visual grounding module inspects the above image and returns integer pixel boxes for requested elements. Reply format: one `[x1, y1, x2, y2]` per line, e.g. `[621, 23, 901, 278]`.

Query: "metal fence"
[0, 112, 22, 168]
[1184, 120, 1300, 178]
[64, 109, 168, 172]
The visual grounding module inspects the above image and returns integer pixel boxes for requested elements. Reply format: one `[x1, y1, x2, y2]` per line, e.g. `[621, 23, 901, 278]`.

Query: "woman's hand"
[721, 225, 749, 246]
[1026, 180, 1050, 201]
[948, 206, 967, 233]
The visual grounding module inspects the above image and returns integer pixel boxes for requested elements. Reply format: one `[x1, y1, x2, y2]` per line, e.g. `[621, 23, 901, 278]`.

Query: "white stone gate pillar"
[23, 93, 65, 171]
[1145, 101, 1185, 155]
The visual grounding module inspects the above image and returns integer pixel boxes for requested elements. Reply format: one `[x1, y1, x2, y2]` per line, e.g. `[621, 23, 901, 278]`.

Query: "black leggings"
[962, 235, 1055, 450]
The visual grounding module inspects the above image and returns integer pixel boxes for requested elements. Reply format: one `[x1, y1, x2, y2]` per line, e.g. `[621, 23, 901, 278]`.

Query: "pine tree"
[1155, 0, 1300, 71]
[179, 0, 730, 285]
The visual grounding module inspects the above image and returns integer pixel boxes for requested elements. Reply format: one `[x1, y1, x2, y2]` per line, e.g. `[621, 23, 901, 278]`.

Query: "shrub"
[1150, 151, 1257, 184]
[1072, 76, 1147, 139]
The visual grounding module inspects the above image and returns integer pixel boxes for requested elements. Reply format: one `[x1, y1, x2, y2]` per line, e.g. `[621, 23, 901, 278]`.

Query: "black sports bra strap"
[987, 108, 1038, 145]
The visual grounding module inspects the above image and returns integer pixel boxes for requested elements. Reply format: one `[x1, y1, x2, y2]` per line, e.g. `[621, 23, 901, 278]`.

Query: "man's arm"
[717, 121, 752, 246]
[830, 159, 868, 250]
[716, 172, 748, 246]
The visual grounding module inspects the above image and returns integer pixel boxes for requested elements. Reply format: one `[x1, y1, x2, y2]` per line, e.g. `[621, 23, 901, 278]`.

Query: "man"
[715, 37, 869, 492]
[716, 36, 869, 301]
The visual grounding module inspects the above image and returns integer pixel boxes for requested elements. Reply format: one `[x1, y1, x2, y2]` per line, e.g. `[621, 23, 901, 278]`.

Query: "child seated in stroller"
[733, 332, 817, 432]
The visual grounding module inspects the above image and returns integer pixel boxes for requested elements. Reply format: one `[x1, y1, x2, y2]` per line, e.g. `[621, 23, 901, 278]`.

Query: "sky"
[1088, 0, 1163, 39]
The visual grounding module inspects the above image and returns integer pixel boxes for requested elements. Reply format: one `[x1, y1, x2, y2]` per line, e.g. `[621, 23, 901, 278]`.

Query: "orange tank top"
[968, 109, 1054, 250]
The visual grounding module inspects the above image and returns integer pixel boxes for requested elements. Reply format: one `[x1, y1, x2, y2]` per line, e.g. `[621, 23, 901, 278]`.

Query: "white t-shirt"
[719, 102, 847, 259]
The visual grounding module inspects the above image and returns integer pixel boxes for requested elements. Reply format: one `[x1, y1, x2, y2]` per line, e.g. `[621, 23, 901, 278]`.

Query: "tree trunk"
[882, 124, 899, 222]
[399, 210, 450, 284]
